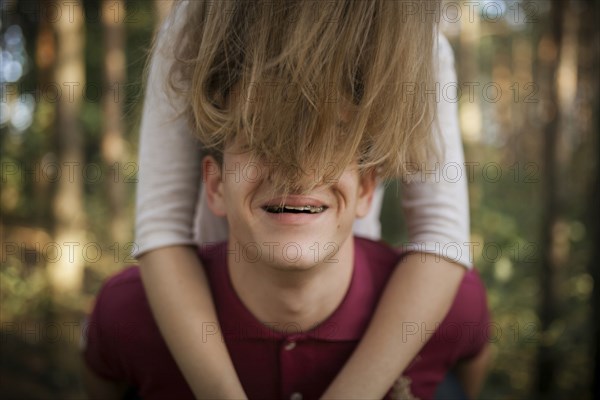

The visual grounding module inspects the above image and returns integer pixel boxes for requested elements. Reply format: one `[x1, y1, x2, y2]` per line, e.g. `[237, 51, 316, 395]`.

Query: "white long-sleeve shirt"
[135, 2, 472, 268]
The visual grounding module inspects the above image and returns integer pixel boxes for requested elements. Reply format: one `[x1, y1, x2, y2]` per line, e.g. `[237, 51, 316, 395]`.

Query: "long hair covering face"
[166, 0, 441, 193]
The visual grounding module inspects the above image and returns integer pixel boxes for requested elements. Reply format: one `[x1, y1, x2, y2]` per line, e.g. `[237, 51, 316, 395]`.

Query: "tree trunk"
[581, 0, 600, 396]
[101, 0, 128, 245]
[49, 0, 86, 295]
[535, 1, 566, 398]
[589, 99, 599, 400]
[34, 0, 56, 223]
[457, 2, 481, 144]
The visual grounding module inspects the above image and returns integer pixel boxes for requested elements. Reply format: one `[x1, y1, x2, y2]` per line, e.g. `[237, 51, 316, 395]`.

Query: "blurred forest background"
[1, 0, 598, 399]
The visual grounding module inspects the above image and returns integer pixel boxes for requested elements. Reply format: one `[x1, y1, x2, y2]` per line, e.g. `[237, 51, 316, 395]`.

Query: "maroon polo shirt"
[83, 237, 489, 399]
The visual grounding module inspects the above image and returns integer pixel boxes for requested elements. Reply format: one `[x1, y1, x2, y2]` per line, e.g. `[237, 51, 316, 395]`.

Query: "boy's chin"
[267, 240, 344, 271]
[265, 255, 331, 273]
[234, 238, 343, 270]
[267, 260, 319, 273]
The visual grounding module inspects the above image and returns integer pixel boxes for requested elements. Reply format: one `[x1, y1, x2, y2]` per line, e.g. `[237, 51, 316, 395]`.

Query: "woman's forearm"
[321, 252, 465, 399]
[139, 245, 247, 399]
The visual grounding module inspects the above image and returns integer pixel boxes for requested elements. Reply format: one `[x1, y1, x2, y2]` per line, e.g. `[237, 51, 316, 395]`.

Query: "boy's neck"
[227, 236, 355, 332]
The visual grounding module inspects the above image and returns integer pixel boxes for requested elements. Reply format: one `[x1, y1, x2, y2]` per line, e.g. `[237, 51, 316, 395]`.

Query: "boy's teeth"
[284, 206, 304, 211]
[264, 205, 325, 213]
[283, 205, 324, 213]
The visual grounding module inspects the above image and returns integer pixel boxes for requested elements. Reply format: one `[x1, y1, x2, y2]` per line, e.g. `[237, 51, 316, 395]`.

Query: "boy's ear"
[202, 156, 227, 217]
[355, 169, 377, 219]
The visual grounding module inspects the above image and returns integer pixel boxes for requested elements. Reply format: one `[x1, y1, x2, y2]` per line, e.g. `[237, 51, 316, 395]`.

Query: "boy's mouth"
[262, 205, 328, 214]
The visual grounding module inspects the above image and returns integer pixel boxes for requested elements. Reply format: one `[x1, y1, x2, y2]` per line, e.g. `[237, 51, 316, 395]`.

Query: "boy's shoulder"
[101, 265, 142, 289]
[354, 236, 401, 260]
[353, 236, 405, 275]
[95, 265, 146, 303]
[90, 265, 153, 330]
[94, 266, 144, 305]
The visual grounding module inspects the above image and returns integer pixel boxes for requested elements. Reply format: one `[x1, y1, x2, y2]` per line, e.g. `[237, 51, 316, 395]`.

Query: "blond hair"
[166, 0, 441, 193]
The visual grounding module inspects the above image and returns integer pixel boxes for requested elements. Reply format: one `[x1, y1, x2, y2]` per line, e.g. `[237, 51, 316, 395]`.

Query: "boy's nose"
[260, 164, 317, 195]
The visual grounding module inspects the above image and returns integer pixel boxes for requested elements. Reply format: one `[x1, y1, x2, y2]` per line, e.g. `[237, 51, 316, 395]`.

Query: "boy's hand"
[83, 364, 128, 400]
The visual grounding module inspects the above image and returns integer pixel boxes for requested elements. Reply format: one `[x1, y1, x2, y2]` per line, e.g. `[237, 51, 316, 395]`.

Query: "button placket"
[284, 340, 297, 351]
[290, 392, 303, 400]
[280, 334, 304, 399]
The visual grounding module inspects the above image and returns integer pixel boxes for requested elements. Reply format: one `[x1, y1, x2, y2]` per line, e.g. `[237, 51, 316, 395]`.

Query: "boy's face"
[203, 139, 376, 271]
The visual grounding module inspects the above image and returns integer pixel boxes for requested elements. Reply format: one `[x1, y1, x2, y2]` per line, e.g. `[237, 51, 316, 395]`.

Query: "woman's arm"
[322, 255, 465, 399]
[322, 33, 471, 398]
[134, 4, 246, 397]
[139, 247, 246, 398]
